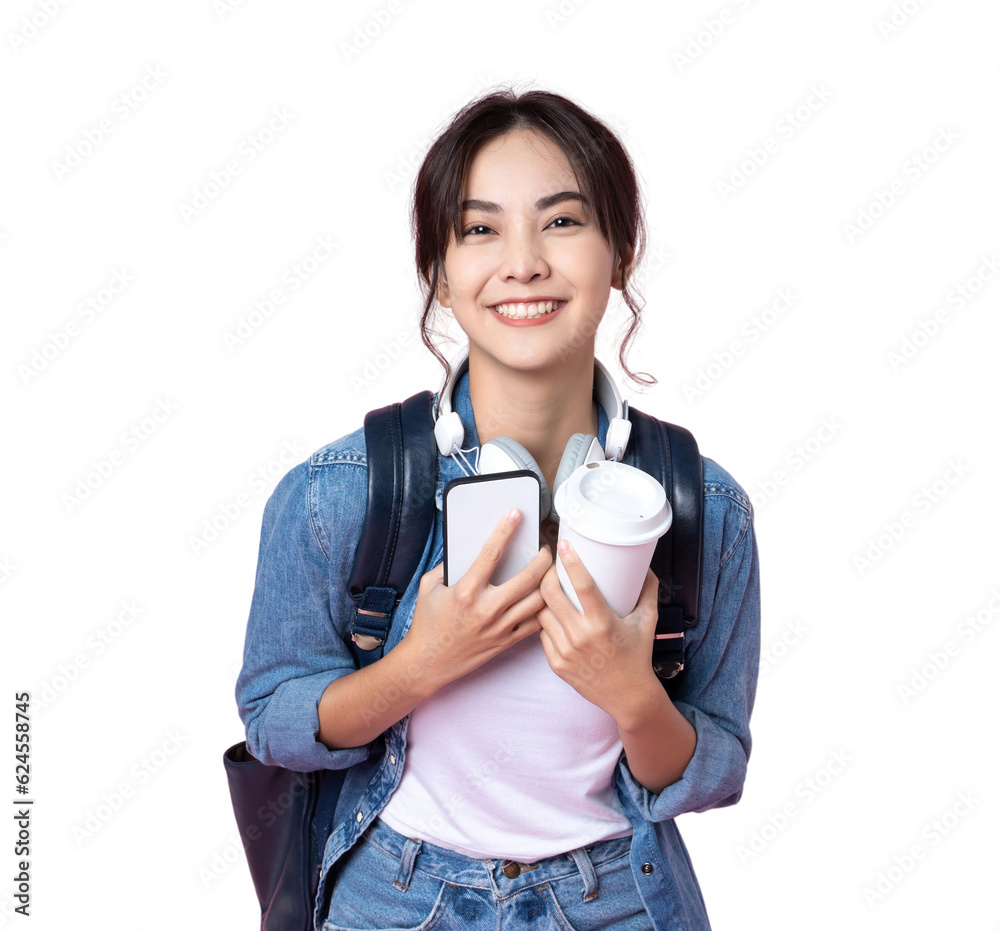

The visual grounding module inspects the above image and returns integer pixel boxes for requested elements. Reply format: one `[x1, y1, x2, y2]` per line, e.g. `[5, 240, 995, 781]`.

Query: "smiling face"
[435, 129, 622, 377]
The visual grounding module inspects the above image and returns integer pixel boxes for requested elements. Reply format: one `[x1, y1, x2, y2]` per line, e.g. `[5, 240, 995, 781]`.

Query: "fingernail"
[558, 540, 569, 555]
[507, 507, 521, 523]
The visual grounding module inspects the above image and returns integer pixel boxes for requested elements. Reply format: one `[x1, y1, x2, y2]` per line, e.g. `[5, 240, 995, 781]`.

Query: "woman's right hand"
[401, 507, 552, 692]
[319, 508, 550, 750]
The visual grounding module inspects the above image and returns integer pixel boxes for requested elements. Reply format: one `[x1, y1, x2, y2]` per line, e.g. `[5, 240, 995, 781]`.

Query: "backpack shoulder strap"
[626, 406, 704, 681]
[347, 390, 438, 667]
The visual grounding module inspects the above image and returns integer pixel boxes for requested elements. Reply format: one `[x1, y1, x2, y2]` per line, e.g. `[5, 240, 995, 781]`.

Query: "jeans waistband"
[363, 817, 633, 898]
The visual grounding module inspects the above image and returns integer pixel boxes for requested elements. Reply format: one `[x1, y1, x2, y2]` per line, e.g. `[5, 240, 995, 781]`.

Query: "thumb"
[422, 561, 446, 588]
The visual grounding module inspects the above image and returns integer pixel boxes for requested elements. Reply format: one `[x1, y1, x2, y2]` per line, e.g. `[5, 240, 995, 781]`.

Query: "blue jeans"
[322, 818, 656, 931]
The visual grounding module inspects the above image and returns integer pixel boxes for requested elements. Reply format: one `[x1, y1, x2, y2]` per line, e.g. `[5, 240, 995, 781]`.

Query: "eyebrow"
[460, 191, 590, 214]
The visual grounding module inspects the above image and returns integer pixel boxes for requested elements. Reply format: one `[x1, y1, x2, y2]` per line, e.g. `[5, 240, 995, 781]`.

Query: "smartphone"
[443, 471, 541, 586]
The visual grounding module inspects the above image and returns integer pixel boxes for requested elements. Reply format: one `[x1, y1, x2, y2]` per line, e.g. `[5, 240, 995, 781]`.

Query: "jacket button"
[356, 812, 363, 823]
[390, 754, 397, 765]
[501, 860, 521, 878]
[641, 862, 655, 875]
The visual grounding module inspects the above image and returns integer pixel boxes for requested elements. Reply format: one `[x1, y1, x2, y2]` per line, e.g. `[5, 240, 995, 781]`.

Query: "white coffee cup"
[552, 460, 672, 617]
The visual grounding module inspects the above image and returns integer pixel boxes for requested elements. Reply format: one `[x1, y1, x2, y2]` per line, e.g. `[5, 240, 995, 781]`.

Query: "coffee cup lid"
[553, 460, 671, 544]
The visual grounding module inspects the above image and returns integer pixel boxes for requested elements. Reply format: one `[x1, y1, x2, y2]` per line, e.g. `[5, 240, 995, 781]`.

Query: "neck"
[467, 347, 599, 492]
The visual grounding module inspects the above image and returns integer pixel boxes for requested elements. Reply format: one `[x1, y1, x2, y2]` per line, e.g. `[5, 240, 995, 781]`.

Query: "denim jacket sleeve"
[235, 435, 373, 772]
[617, 457, 761, 821]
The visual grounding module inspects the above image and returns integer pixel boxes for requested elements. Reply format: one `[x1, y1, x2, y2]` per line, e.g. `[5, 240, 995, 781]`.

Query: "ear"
[611, 250, 633, 291]
[434, 263, 452, 308]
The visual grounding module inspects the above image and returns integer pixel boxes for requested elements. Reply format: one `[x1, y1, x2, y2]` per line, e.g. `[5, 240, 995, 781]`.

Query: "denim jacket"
[236, 372, 760, 931]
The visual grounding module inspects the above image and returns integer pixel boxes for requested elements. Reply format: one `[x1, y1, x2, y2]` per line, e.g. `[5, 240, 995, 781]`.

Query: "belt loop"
[567, 847, 599, 901]
[393, 836, 423, 891]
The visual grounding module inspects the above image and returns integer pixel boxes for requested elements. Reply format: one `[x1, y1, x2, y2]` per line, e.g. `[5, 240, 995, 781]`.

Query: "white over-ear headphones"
[433, 347, 632, 521]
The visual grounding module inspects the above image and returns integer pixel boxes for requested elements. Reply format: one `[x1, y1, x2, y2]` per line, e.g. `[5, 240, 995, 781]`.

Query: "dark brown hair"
[411, 86, 653, 386]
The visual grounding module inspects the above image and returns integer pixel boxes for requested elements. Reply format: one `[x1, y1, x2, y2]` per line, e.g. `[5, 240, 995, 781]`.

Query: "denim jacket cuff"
[250, 669, 371, 772]
[617, 701, 748, 822]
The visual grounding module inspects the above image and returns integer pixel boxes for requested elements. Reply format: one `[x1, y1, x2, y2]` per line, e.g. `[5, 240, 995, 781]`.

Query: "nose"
[499, 226, 549, 282]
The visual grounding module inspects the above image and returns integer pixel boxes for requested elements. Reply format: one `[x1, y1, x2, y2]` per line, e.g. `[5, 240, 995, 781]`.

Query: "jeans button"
[501, 860, 521, 878]
[641, 862, 655, 875]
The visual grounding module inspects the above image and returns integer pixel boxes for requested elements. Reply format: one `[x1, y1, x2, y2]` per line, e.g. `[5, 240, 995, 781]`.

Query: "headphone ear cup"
[605, 416, 632, 462]
[550, 434, 603, 521]
[434, 411, 465, 457]
[478, 437, 551, 521]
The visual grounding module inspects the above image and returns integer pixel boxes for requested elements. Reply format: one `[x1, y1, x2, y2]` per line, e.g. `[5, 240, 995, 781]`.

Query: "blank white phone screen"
[443, 471, 540, 586]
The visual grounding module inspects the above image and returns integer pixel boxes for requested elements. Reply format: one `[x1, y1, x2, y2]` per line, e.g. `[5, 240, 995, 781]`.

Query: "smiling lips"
[490, 299, 566, 320]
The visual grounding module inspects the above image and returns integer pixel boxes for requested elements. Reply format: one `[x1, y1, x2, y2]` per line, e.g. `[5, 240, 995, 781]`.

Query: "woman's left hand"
[537, 540, 661, 721]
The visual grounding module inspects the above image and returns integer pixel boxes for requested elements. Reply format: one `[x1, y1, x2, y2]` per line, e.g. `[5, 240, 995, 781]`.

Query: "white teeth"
[493, 300, 561, 318]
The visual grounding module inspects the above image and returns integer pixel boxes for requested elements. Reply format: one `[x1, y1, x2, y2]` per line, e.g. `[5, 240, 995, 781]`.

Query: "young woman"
[237, 88, 760, 931]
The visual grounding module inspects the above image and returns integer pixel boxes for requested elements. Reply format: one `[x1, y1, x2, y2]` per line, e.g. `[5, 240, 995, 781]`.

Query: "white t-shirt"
[378, 630, 634, 861]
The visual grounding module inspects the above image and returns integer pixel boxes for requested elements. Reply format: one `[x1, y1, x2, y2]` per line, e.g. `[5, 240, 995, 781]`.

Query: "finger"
[423, 561, 445, 584]
[419, 561, 446, 593]
[533, 602, 564, 642]
[507, 613, 542, 642]
[555, 539, 612, 618]
[457, 507, 525, 591]
[539, 598, 583, 665]
[499, 587, 547, 631]
[539, 561, 573, 614]
[629, 569, 661, 636]
[491, 543, 552, 605]
[536, 625, 565, 676]
[533, 601, 556, 632]
[633, 568, 660, 615]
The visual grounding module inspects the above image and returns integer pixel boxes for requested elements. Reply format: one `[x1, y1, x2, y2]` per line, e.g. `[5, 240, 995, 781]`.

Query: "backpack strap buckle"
[351, 585, 397, 656]
[652, 603, 686, 679]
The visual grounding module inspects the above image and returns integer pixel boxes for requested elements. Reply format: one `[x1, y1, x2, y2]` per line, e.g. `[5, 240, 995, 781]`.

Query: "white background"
[2, 0, 998, 928]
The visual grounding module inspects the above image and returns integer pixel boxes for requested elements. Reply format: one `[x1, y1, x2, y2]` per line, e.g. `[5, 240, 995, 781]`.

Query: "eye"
[462, 223, 495, 237]
[547, 216, 582, 229]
